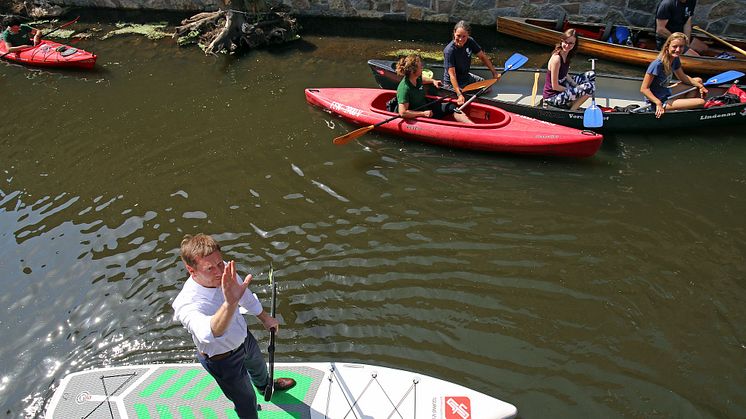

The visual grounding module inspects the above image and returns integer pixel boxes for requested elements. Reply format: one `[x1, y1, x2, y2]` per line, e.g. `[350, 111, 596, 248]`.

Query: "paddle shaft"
[531, 72, 540, 107]
[263, 266, 277, 402]
[456, 84, 490, 111]
[588, 59, 598, 105]
[1, 16, 79, 60]
[456, 54, 529, 112]
[693, 25, 746, 58]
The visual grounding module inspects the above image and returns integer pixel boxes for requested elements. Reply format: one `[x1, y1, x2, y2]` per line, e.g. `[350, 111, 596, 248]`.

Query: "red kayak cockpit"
[369, 91, 511, 129]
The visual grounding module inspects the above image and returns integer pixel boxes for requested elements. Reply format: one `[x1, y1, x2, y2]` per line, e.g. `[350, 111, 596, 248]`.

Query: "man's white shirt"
[173, 273, 263, 357]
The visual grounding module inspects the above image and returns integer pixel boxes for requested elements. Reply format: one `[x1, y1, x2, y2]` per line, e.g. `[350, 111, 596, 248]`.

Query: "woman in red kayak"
[542, 28, 596, 111]
[640, 32, 706, 119]
[396, 54, 473, 124]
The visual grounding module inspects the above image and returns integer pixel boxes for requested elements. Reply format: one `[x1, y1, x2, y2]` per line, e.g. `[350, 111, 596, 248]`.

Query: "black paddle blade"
[263, 382, 274, 402]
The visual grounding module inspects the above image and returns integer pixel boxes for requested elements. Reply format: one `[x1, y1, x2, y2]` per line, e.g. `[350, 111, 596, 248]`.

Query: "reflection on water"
[1, 17, 745, 419]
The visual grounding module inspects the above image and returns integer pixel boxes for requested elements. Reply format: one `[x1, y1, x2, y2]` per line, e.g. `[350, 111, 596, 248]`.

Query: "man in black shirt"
[654, 0, 713, 56]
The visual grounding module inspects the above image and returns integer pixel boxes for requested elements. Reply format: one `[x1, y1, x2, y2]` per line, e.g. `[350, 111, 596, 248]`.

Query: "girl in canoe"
[442, 20, 498, 106]
[396, 54, 474, 124]
[640, 32, 707, 118]
[542, 28, 596, 111]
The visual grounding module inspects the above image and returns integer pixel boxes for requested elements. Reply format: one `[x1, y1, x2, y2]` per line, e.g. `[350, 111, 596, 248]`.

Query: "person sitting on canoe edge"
[1, 18, 41, 53]
[640, 32, 707, 119]
[442, 20, 498, 106]
[172, 234, 296, 419]
[653, 0, 720, 57]
[542, 28, 596, 111]
[396, 54, 474, 124]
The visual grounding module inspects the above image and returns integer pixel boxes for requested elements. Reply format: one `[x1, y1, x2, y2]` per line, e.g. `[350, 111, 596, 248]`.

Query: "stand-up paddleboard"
[46, 362, 517, 418]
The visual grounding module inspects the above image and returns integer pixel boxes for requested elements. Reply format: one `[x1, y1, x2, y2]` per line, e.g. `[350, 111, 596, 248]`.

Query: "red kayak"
[0, 39, 96, 69]
[305, 88, 603, 158]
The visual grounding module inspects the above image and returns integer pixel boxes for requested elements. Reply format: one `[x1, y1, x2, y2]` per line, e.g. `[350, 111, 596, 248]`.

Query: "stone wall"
[287, 0, 746, 37]
[42, 0, 746, 37]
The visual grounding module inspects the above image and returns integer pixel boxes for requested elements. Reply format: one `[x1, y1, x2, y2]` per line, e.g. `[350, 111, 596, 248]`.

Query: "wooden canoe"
[496, 16, 746, 76]
[368, 59, 746, 132]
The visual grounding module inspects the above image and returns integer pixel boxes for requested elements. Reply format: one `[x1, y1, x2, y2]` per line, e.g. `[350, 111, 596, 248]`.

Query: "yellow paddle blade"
[462, 77, 498, 92]
[333, 124, 376, 145]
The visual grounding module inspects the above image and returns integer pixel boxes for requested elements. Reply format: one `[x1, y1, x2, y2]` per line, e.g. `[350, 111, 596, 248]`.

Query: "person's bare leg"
[452, 110, 475, 124]
[569, 95, 590, 111]
[667, 97, 705, 110]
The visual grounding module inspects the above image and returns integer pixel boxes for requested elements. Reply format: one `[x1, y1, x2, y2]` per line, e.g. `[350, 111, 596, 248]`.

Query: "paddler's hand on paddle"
[258, 310, 279, 333]
[221, 261, 251, 305]
[456, 93, 465, 106]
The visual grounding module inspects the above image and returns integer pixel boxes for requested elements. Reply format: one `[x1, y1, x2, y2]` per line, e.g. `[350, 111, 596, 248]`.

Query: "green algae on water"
[102, 23, 171, 40]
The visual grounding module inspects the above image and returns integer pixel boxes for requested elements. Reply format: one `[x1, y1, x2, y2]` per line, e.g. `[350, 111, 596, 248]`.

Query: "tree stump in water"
[175, 3, 300, 55]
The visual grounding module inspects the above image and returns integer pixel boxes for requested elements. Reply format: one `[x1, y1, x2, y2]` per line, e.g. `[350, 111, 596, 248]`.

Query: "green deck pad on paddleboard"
[51, 365, 322, 419]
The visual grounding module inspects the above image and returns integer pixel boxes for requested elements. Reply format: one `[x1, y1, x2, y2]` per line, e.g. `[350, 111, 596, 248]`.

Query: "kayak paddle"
[456, 52, 529, 112]
[1, 16, 80, 60]
[634, 69, 745, 113]
[43, 16, 80, 38]
[332, 78, 497, 145]
[583, 58, 603, 128]
[263, 263, 277, 402]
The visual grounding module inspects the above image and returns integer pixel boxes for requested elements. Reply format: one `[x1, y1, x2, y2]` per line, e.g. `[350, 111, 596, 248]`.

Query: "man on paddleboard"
[1, 18, 41, 53]
[173, 234, 295, 419]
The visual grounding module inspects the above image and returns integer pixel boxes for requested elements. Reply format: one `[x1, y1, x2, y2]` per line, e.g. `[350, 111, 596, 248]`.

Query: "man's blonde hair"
[180, 234, 221, 268]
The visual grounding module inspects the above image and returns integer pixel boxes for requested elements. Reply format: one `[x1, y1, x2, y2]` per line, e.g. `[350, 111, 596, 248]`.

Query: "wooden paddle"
[583, 58, 603, 128]
[1, 16, 80, 60]
[693, 26, 746, 58]
[262, 263, 277, 402]
[332, 78, 496, 145]
[333, 53, 528, 145]
[455, 52, 529, 113]
[531, 72, 540, 107]
[633, 69, 745, 113]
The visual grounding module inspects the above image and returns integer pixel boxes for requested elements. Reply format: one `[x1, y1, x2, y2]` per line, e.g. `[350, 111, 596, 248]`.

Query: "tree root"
[175, 4, 300, 55]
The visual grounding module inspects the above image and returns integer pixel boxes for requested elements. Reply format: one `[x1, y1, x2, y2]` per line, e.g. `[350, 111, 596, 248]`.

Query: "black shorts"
[427, 101, 457, 119]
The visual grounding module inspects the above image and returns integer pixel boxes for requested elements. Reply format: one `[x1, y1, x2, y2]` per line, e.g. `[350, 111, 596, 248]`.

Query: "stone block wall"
[289, 0, 745, 37]
[44, 0, 746, 37]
